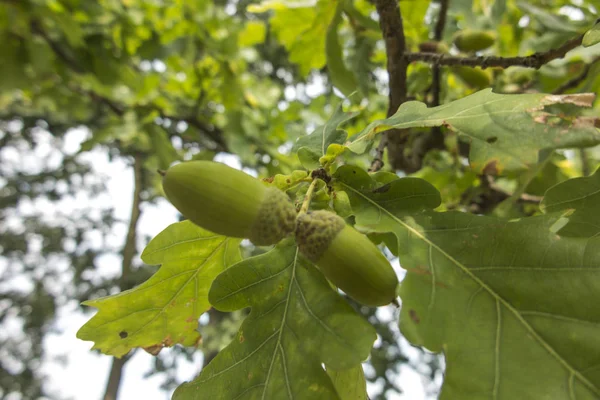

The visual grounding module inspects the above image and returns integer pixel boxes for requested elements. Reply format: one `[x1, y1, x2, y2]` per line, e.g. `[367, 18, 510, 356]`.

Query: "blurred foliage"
[1, 0, 599, 399]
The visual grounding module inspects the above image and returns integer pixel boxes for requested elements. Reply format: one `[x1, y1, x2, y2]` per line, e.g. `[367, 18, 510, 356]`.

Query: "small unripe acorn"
[162, 161, 296, 246]
[418, 41, 449, 54]
[453, 30, 496, 52]
[295, 210, 399, 307]
[452, 66, 492, 88]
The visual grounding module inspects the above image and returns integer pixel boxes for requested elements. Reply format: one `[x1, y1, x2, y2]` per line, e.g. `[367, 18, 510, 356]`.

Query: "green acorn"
[452, 66, 492, 88]
[453, 30, 496, 52]
[295, 210, 399, 306]
[162, 161, 296, 245]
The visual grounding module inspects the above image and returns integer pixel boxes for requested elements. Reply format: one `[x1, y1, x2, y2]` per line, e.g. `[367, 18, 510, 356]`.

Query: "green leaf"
[517, 2, 580, 33]
[332, 165, 441, 220]
[239, 21, 267, 47]
[326, 0, 359, 98]
[348, 89, 600, 174]
[293, 102, 358, 169]
[267, 170, 309, 191]
[147, 126, 179, 170]
[327, 364, 368, 400]
[583, 20, 600, 47]
[76, 221, 241, 357]
[258, 0, 337, 76]
[334, 167, 600, 399]
[173, 240, 376, 400]
[541, 167, 600, 237]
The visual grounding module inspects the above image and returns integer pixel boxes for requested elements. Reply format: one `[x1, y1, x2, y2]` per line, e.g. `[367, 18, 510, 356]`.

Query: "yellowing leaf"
[77, 221, 241, 357]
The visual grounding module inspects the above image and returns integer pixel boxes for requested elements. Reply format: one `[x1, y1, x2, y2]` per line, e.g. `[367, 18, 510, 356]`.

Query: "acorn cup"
[295, 210, 399, 307]
[161, 161, 297, 246]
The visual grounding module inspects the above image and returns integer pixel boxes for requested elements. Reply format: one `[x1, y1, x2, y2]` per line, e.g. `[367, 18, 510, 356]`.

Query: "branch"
[102, 154, 145, 400]
[371, 0, 409, 172]
[485, 175, 543, 204]
[155, 109, 227, 152]
[31, 19, 228, 151]
[374, 0, 407, 110]
[430, 0, 449, 107]
[406, 34, 584, 69]
[552, 56, 600, 94]
[30, 20, 85, 73]
[425, 0, 450, 158]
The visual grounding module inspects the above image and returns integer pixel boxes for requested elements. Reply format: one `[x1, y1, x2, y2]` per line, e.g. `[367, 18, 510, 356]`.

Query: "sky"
[4, 127, 441, 400]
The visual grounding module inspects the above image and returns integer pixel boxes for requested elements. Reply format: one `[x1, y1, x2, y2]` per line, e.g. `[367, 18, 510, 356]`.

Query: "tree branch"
[30, 20, 86, 74]
[430, 0, 449, 107]
[30, 20, 228, 152]
[372, 0, 409, 172]
[406, 34, 584, 69]
[424, 0, 450, 159]
[102, 154, 145, 400]
[552, 56, 600, 94]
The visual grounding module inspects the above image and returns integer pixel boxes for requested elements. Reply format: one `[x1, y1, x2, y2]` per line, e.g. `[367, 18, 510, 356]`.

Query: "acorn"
[453, 30, 496, 52]
[161, 161, 296, 245]
[452, 66, 492, 88]
[295, 210, 399, 306]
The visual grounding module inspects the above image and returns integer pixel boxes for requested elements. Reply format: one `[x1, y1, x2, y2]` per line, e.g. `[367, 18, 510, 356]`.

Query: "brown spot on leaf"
[143, 335, 175, 356]
[186, 316, 196, 323]
[144, 345, 163, 356]
[409, 309, 420, 324]
[119, 331, 128, 339]
[535, 93, 595, 112]
[162, 335, 174, 347]
[482, 160, 499, 176]
[262, 176, 274, 183]
[239, 333, 245, 343]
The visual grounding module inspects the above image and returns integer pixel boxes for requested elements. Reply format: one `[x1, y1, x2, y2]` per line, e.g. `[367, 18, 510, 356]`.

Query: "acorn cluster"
[162, 161, 399, 306]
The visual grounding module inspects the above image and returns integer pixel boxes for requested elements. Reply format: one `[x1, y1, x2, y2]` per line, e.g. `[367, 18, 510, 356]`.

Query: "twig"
[369, 134, 387, 172]
[552, 56, 600, 94]
[30, 20, 85, 73]
[492, 152, 552, 217]
[30, 19, 229, 152]
[374, 0, 409, 172]
[405, 34, 584, 69]
[485, 175, 543, 203]
[299, 178, 319, 214]
[430, 0, 449, 107]
[426, 0, 449, 156]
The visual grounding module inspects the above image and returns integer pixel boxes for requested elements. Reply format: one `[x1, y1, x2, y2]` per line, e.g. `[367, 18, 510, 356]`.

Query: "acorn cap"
[250, 187, 297, 245]
[296, 210, 399, 306]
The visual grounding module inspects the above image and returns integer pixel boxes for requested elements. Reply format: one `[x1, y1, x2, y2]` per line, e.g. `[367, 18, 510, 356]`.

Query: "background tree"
[1, 0, 600, 399]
